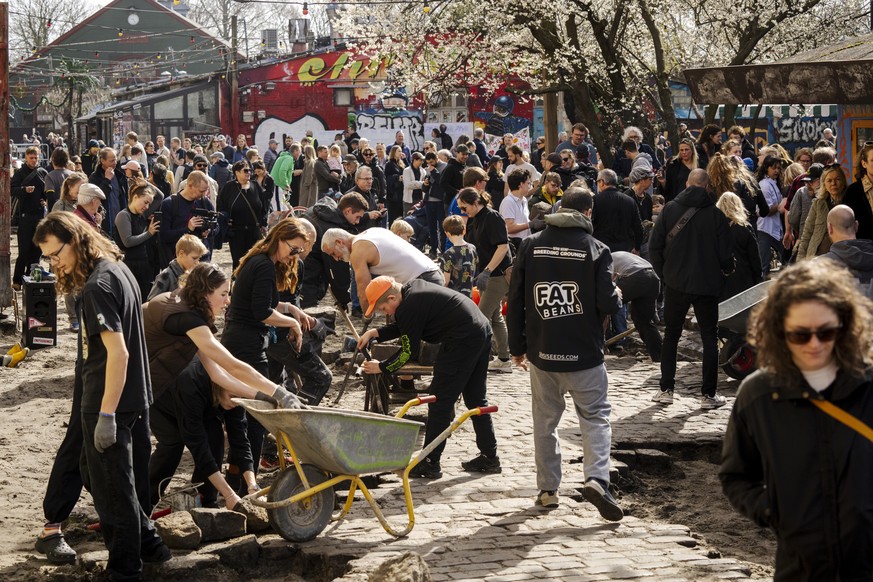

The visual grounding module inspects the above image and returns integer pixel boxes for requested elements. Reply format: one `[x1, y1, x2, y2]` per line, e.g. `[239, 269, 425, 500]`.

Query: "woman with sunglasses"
[217, 160, 266, 271]
[144, 262, 302, 511]
[720, 260, 873, 581]
[660, 138, 698, 202]
[221, 218, 314, 490]
[114, 179, 161, 299]
[795, 165, 847, 260]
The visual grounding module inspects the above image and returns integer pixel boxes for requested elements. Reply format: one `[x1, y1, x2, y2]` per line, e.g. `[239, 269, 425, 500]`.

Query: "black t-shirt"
[80, 259, 151, 413]
[226, 253, 278, 331]
[164, 311, 209, 336]
[466, 207, 511, 276]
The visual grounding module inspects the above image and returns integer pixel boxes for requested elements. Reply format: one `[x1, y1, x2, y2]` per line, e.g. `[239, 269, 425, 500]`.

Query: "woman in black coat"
[716, 192, 762, 301]
[384, 146, 406, 223]
[217, 160, 266, 271]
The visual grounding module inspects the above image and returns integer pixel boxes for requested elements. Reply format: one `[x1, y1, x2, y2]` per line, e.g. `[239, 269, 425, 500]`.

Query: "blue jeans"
[757, 230, 782, 276]
[349, 267, 360, 310]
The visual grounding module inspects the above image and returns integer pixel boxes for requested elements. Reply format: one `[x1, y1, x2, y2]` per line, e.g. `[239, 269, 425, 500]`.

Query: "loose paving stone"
[154, 511, 201, 549]
[189, 507, 247, 542]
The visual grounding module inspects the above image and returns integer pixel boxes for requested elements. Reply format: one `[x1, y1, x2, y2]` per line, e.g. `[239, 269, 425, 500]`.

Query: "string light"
[423, 0, 429, 12]
[46, 19, 52, 28]
[117, 28, 124, 37]
[302, 2, 309, 14]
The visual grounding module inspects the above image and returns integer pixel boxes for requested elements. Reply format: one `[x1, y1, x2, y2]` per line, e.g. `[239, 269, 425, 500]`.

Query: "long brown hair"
[177, 262, 228, 329]
[33, 211, 122, 294]
[234, 217, 311, 292]
[749, 260, 873, 388]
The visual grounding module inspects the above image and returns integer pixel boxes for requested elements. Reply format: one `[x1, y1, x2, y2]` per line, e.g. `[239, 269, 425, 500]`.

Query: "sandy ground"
[0, 239, 776, 580]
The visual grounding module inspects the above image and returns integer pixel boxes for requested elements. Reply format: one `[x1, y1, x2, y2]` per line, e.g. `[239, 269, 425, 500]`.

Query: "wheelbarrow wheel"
[719, 334, 757, 381]
[267, 464, 334, 542]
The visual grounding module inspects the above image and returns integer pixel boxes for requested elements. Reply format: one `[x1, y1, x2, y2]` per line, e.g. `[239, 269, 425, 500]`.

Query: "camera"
[192, 207, 220, 231]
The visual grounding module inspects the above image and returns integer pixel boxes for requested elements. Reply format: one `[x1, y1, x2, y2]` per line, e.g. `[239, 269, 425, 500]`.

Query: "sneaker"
[5, 347, 29, 368]
[409, 458, 442, 479]
[488, 358, 513, 374]
[582, 479, 624, 522]
[461, 453, 502, 474]
[35, 533, 77, 565]
[535, 490, 559, 508]
[651, 389, 673, 404]
[700, 393, 727, 410]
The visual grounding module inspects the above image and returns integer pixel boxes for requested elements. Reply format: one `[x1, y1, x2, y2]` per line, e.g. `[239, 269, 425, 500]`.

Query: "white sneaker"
[488, 358, 513, 373]
[651, 389, 673, 404]
[700, 394, 727, 410]
[536, 490, 559, 508]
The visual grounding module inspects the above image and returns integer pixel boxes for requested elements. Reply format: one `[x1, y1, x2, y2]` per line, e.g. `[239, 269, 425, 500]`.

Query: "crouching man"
[358, 276, 500, 479]
[506, 186, 624, 521]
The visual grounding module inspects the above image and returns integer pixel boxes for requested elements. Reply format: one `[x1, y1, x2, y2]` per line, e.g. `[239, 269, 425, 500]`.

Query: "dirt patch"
[618, 445, 777, 580]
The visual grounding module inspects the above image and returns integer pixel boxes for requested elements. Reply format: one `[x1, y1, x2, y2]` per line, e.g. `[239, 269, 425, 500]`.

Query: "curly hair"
[33, 211, 122, 294]
[234, 217, 311, 292]
[748, 260, 873, 388]
[177, 262, 228, 329]
[707, 153, 736, 196]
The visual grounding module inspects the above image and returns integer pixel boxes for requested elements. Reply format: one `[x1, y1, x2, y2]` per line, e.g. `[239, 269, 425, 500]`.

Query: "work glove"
[475, 269, 491, 293]
[254, 390, 279, 407]
[273, 387, 308, 410]
[95, 413, 117, 453]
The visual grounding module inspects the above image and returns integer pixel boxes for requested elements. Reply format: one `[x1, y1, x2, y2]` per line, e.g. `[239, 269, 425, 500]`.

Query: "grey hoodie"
[821, 239, 873, 296]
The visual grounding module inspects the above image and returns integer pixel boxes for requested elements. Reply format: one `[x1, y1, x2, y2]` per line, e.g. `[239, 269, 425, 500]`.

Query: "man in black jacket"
[89, 147, 128, 239]
[440, 147, 467, 213]
[359, 277, 499, 480]
[315, 145, 342, 197]
[649, 169, 734, 409]
[506, 187, 623, 520]
[592, 169, 643, 253]
[10, 146, 49, 286]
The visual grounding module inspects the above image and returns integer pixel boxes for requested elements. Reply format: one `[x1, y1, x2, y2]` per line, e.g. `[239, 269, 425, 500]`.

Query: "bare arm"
[350, 243, 377, 311]
[486, 244, 509, 273]
[100, 331, 129, 414]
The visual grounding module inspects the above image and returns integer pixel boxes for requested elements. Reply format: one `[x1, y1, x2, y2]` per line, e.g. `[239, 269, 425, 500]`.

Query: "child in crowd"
[328, 144, 343, 176]
[147, 234, 208, 300]
[390, 218, 415, 243]
[440, 215, 478, 297]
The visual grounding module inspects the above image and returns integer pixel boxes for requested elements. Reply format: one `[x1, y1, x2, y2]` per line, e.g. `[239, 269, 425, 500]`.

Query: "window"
[334, 88, 353, 107]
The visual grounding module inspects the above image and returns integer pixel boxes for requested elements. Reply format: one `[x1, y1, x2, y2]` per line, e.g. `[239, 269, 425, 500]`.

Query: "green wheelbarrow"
[233, 396, 498, 542]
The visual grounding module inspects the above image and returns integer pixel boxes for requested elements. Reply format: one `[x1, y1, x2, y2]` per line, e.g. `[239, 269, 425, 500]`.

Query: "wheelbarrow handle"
[417, 395, 437, 404]
[395, 394, 437, 418]
[477, 405, 499, 415]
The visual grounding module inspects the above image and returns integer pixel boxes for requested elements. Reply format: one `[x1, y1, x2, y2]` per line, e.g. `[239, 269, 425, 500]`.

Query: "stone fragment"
[155, 511, 202, 549]
[231, 498, 271, 533]
[634, 448, 673, 472]
[368, 551, 431, 582]
[189, 507, 247, 542]
[204, 534, 260, 570]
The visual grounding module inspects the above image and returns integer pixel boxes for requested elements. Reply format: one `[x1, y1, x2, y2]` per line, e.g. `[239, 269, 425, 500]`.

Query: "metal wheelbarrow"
[717, 280, 773, 380]
[233, 396, 498, 542]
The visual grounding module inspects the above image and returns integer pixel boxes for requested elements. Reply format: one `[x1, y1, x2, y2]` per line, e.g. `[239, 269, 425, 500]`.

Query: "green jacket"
[271, 151, 296, 189]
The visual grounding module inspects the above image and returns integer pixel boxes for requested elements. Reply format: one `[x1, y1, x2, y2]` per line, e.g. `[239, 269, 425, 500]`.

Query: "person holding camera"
[218, 160, 267, 271]
[158, 170, 217, 268]
[115, 180, 162, 300]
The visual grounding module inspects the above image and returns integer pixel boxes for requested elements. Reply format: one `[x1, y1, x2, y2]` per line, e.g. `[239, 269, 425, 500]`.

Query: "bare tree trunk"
[0, 3, 11, 308]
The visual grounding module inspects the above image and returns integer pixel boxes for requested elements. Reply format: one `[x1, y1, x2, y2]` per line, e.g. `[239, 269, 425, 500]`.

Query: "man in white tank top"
[322, 227, 442, 314]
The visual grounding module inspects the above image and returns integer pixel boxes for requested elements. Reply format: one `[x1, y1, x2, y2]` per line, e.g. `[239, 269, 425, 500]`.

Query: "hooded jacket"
[649, 186, 733, 297]
[301, 196, 358, 307]
[720, 368, 873, 579]
[821, 238, 873, 297]
[507, 209, 621, 372]
[270, 151, 296, 190]
[591, 186, 644, 253]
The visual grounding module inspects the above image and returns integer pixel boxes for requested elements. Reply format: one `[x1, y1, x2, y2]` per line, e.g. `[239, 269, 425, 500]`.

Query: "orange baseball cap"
[364, 276, 396, 317]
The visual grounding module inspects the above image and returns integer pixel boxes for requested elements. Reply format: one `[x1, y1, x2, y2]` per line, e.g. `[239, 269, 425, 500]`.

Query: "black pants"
[229, 227, 263, 272]
[148, 400, 225, 509]
[387, 199, 404, 225]
[14, 214, 43, 284]
[221, 323, 269, 472]
[43, 365, 85, 524]
[81, 410, 164, 581]
[266, 340, 332, 406]
[424, 334, 497, 464]
[616, 269, 663, 361]
[660, 287, 719, 396]
[123, 256, 153, 303]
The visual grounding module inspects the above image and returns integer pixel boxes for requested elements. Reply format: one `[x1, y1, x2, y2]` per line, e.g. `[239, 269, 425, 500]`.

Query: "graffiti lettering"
[356, 114, 424, 150]
[296, 54, 389, 83]
[773, 117, 836, 145]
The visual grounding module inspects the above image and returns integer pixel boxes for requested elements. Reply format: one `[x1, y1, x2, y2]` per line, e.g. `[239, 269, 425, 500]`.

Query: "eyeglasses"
[784, 325, 842, 345]
[284, 241, 304, 256]
[46, 242, 66, 263]
[240, 168, 252, 174]
[562, 157, 571, 162]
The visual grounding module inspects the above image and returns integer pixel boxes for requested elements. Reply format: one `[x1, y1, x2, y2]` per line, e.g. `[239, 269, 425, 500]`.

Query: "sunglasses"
[240, 168, 252, 174]
[562, 157, 571, 162]
[784, 325, 842, 345]
[195, 163, 207, 168]
[284, 240, 304, 256]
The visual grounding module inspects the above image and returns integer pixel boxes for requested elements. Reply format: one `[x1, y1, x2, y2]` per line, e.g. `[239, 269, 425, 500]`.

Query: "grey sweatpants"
[530, 362, 612, 491]
[477, 273, 510, 360]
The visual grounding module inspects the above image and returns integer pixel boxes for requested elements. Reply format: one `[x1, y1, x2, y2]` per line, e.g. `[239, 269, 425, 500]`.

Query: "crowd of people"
[9, 120, 873, 582]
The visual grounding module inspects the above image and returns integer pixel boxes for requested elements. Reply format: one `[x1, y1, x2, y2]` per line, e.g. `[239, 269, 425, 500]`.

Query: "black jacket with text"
[506, 209, 621, 372]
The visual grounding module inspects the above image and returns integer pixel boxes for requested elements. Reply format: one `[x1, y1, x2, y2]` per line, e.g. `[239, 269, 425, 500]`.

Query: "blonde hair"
[329, 144, 341, 157]
[716, 192, 749, 227]
[783, 162, 805, 189]
[817, 166, 847, 201]
[176, 233, 208, 257]
[390, 218, 414, 239]
[60, 172, 87, 203]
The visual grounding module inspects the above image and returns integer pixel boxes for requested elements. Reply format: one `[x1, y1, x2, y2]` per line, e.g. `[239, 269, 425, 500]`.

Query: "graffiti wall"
[771, 116, 838, 151]
[470, 91, 533, 155]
